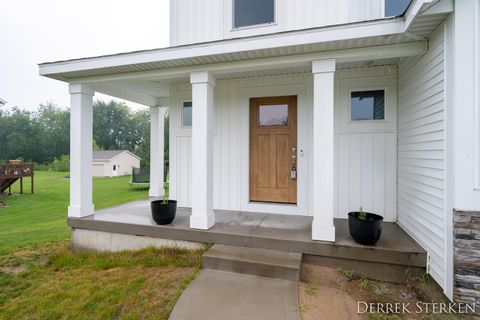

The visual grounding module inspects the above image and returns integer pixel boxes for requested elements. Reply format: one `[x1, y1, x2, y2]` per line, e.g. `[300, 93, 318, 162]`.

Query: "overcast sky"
[0, 0, 170, 111]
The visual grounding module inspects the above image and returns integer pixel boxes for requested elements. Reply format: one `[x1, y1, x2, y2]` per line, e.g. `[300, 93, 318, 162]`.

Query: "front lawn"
[0, 172, 203, 319]
[0, 242, 203, 320]
[0, 171, 148, 255]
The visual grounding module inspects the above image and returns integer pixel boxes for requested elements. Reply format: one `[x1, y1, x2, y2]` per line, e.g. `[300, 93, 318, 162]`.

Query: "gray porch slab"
[168, 269, 301, 320]
[68, 200, 427, 267]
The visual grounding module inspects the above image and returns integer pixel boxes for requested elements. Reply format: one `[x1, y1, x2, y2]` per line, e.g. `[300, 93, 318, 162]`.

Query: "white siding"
[170, 67, 396, 220]
[397, 25, 446, 286]
[335, 66, 397, 221]
[92, 163, 105, 177]
[170, 0, 385, 46]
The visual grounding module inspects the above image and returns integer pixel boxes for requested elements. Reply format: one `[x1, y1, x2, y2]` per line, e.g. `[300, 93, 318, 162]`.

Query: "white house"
[92, 150, 140, 177]
[39, 0, 480, 303]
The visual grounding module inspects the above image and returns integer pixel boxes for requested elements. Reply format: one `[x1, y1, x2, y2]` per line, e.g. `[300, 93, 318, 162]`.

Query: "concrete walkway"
[169, 269, 301, 320]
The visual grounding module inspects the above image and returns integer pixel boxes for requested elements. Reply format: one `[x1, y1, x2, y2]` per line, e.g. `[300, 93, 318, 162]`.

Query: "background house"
[0, 98, 6, 106]
[92, 150, 140, 177]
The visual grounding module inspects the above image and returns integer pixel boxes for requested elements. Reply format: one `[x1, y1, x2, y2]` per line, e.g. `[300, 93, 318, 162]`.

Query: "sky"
[0, 0, 170, 111]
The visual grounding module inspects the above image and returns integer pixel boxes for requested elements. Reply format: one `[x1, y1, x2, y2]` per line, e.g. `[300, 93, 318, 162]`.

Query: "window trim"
[181, 100, 193, 128]
[231, 0, 277, 30]
[348, 87, 388, 124]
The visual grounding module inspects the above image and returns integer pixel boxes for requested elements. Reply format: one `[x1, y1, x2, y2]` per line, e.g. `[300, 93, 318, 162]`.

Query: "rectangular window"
[233, 0, 275, 28]
[182, 101, 192, 127]
[259, 104, 288, 127]
[351, 90, 385, 121]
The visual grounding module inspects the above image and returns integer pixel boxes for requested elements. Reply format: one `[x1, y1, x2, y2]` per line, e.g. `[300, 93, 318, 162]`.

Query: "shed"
[92, 150, 140, 177]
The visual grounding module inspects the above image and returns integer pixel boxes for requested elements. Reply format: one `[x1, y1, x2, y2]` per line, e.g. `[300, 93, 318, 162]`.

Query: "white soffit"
[39, 18, 411, 81]
[38, 0, 451, 83]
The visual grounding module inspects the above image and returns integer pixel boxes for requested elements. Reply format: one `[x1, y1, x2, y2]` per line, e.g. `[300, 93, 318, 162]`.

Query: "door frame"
[239, 84, 308, 215]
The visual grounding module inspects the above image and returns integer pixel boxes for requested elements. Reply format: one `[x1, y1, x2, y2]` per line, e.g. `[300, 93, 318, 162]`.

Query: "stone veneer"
[454, 210, 480, 306]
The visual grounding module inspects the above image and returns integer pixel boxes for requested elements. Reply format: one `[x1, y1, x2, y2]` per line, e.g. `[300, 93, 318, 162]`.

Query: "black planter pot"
[348, 211, 383, 245]
[151, 200, 177, 225]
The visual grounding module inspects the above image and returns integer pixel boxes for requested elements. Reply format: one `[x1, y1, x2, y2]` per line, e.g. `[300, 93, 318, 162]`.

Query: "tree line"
[0, 100, 168, 169]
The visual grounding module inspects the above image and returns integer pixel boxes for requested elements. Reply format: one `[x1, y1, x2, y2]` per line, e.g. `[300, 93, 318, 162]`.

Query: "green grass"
[0, 171, 148, 255]
[0, 172, 204, 319]
[0, 243, 204, 320]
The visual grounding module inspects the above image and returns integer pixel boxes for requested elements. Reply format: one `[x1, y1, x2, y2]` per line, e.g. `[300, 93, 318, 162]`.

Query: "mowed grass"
[0, 242, 204, 320]
[0, 171, 148, 255]
[0, 172, 204, 319]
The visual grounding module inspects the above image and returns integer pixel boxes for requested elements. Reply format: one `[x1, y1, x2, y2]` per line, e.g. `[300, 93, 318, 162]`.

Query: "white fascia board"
[404, 0, 441, 30]
[71, 41, 426, 84]
[420, 0, 454, 16]
[39, 18, 405, 78]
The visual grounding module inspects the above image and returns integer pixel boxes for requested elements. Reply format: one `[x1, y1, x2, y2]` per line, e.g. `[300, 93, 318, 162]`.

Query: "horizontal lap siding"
[397, 25, 446, 286]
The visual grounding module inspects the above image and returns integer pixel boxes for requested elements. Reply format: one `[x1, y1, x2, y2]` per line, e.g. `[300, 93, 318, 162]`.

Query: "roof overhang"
[38, 0, 451, 106]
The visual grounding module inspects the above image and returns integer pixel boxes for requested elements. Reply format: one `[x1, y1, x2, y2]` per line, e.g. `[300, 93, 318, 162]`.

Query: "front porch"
[69, 200, 427, 283]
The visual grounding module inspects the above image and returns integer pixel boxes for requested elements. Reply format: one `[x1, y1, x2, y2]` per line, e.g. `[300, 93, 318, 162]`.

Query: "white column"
[68, 84, 95, 218]
[149, 106, 166, 198]
[190, 71, 215, 229]
[311, 59, 336, 242]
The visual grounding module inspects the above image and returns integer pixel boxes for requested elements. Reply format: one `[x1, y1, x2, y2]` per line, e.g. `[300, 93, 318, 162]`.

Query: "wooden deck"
[69, 200, 427, 283]
[0, 163, 34, 194]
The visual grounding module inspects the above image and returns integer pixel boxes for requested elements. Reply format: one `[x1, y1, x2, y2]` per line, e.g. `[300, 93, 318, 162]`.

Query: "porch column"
[149, 106, 166, 198]
[190, 71, 215, 229]
[68, 84, 95, 218]
[311, 59, 336, 242]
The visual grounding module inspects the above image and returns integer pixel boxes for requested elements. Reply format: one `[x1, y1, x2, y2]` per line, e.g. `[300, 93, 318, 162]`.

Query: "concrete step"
[202, 244, 302, 281]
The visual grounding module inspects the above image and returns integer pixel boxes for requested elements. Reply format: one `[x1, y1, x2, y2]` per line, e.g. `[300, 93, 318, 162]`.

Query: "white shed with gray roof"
[92, 150, 140, 177]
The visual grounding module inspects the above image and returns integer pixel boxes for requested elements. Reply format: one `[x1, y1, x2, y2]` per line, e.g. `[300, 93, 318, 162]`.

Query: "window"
[351, 90, 385, 121]
[259, 104, 288, 126]
[182, 101, 192, 127]
[233, 0, 275, 28]
[385, 0, 412, 17]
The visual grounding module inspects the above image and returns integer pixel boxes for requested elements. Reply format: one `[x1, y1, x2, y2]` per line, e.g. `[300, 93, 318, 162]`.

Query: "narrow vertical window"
[182, 101, 192, 127]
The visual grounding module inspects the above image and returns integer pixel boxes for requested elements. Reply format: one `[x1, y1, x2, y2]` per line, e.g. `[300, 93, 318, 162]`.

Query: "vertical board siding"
[170, 74, 309, 210]
[170, 67, 396, 220]
[336, 132, 397, 220]
[397, 25, 446, 287]
[171, 0, 384, 46]
[335, 66, 398, 221]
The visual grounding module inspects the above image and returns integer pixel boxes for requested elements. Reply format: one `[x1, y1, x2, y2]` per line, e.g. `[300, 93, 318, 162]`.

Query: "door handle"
[291, 146, 297, 180]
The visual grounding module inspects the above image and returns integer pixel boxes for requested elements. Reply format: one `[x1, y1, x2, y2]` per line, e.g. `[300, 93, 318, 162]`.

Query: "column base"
[190, 213, 215, 230]
[68, 204, 95, 218]
[312, 222, 335, 242]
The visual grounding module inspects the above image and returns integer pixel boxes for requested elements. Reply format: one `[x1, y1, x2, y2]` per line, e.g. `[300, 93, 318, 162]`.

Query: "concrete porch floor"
[68, 200, 427, 282]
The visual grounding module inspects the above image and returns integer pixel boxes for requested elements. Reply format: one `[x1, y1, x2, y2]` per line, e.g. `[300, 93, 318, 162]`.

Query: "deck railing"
[0, 163, 35, 194]
[0, 163, 34, 179]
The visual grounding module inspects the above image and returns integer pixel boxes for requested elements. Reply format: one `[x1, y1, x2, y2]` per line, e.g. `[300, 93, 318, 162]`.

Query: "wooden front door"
[250, 96, 297, 204]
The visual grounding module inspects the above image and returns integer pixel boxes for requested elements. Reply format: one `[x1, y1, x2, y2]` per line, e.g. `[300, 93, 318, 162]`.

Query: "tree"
[0, 100, 155, 171]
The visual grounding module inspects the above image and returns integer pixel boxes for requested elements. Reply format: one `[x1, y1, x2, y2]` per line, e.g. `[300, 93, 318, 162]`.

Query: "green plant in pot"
[151, 178, 177, 225]
[348, 207, 383, 245]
